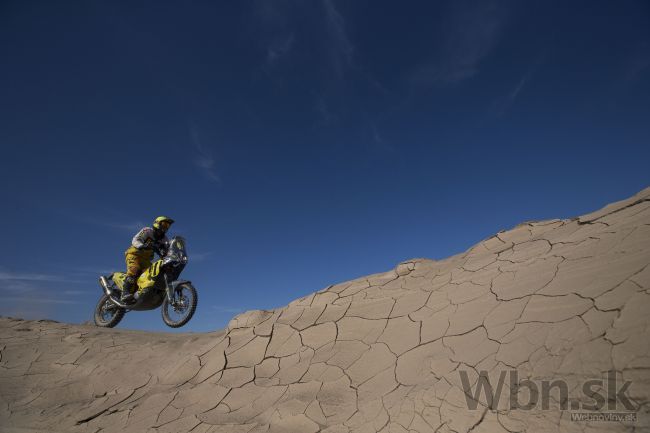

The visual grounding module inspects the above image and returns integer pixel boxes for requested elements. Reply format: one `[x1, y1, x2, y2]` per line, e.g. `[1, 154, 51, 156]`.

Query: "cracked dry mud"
[2, 188, 650, 433]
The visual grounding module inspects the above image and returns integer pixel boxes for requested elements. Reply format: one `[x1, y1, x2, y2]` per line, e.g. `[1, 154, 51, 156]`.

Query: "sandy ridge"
[1, 187, 649, 432]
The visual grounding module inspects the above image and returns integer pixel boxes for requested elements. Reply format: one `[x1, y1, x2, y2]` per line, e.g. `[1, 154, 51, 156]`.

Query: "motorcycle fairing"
[112, 272, 126, 290]
[110, 258, 164, 294]
[137, 259, 164, 291]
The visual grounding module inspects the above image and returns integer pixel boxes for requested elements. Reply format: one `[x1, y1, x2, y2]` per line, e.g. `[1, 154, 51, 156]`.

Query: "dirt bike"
[94, 236, 198, 328]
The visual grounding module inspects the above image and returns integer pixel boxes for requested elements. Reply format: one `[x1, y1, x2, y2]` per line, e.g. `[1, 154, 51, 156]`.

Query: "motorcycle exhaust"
[99, 276, 112, 296]
[99, 276, 131, 309]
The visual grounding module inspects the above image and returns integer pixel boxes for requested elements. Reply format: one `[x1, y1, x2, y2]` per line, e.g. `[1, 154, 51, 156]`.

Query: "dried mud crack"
[1, 187, 650, 432]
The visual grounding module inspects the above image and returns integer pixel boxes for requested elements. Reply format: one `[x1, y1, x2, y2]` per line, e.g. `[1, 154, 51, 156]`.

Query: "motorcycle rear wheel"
[94, 293, 125, 328]
[161, 283, 198, 328]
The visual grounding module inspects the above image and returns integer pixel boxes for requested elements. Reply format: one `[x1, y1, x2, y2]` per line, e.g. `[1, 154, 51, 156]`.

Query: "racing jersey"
[131, 227, 169, 255]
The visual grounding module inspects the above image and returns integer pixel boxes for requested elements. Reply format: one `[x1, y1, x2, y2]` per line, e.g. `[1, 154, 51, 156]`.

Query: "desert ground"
[1, 188, 649, 433]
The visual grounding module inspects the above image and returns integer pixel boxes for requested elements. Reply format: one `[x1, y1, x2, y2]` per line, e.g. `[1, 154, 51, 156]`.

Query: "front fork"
[164, 273, 176, 305]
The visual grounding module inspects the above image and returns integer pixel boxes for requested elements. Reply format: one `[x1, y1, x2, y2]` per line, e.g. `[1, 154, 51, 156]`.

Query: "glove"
[154, 242, 168, 257]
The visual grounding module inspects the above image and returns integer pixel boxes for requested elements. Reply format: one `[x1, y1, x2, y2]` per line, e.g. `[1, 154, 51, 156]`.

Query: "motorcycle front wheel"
[94, 293, 125, 328]
[161, 283, 198, 328]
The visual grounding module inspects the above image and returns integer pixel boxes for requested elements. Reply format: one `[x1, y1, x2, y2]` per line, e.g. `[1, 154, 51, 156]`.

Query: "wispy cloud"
[491, 56, 543, 117]
[100, 220, 145, 232]
[411, 0, 506, 86]
[254, 0, 290, 25]
[1, 286, 85, 320]
[0, 270, 81, 283]
[314, 97, 337, 126]
[254, 0, 354, 78]
[1, 274, 92, 323]
[367, 122, 392, 153]
[4, 296, 82, 305]
[190, 251, 214, 262]
[493, 73, 529, 117]
[322, 0, 354, 76]
[67, 266, 116, 276]
[63, 290, 88, 296]
[189, 122, 221, 184]
[49, 208, 144, 233]
[0, 280, 38, 293]
[267, 33, 295, 65]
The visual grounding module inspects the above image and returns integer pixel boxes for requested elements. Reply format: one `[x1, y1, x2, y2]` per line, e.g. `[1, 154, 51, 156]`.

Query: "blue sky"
[1, 0, 649, 332]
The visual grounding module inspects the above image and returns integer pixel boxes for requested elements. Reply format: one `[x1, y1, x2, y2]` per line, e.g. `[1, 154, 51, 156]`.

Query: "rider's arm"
[156, 236, 170, 257]
[132, 228, 155, 249]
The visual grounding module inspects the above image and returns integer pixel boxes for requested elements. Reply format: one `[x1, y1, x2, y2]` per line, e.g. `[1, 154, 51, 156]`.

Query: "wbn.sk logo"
[459, 370, 636, 412]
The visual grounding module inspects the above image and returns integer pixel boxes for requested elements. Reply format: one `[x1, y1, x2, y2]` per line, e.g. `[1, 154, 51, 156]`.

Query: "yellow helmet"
[153, 216, 174, 231]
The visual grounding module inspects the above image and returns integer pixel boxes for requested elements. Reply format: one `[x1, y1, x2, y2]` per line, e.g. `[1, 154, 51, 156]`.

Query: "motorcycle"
[94, 236, 198, 328]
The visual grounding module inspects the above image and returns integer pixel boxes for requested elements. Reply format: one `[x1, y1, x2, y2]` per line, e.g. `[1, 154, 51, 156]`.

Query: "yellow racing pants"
[125, 247, 153, 279]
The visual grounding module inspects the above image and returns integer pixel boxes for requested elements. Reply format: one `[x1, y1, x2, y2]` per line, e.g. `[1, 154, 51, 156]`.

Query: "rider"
[121, 216, 174, 302]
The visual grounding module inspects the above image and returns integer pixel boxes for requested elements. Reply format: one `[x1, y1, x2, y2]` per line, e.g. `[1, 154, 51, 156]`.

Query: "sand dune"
[1, 188, 649, 432]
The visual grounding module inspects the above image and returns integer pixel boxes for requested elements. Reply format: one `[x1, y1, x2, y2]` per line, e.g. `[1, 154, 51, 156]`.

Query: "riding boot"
[121, 275, 136, 303]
